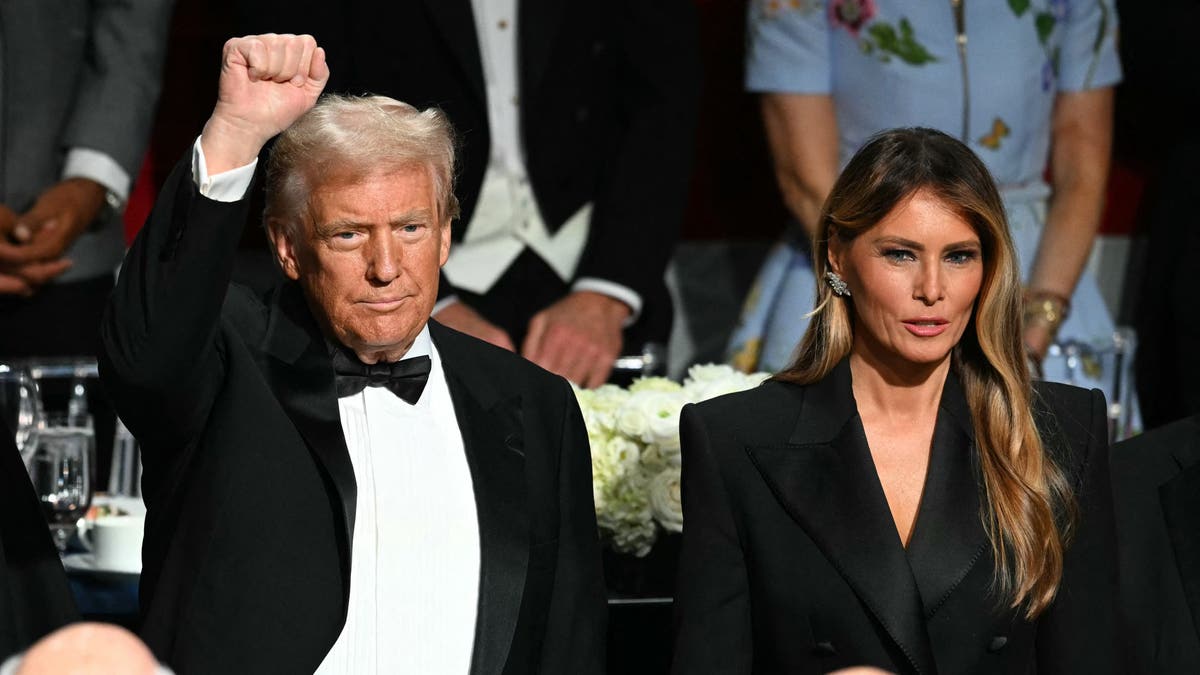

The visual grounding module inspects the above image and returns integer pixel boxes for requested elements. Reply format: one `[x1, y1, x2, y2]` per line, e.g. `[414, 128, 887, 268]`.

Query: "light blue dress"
[729, 0, 1132, 421]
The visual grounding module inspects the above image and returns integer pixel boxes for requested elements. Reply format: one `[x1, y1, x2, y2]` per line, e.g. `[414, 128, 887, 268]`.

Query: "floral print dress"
[729, 0, 1130, 420]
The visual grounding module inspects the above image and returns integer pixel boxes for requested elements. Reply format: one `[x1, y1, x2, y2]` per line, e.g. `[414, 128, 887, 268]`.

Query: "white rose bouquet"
[574, 364, 770, 556]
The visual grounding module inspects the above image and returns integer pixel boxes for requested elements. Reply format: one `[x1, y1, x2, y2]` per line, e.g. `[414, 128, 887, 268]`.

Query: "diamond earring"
[825, 271, 851, 297]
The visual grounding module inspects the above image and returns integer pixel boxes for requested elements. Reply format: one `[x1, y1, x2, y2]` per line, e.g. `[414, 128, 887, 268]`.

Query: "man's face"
[273, 165, 451, 363]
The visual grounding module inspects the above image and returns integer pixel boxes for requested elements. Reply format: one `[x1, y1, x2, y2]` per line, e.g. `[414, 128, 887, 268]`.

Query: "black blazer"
[233, 0, 700, 333]
[1111, 414, 1200, 673]
[98, 159, 607, 674]
[671, 360, 1119, 675]
[0, 424, 78, 656]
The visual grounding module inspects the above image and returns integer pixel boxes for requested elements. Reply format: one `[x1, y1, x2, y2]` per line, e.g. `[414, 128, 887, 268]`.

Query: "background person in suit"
[0, 422, 77, 657]
[0, 0, 174, 348]
[1111, 414, 1200, 673]
[671, 128, 1119, 674]
[100, 34, 605, 673]
[231, 0, 701, 387]
[0, 0, 175, 486]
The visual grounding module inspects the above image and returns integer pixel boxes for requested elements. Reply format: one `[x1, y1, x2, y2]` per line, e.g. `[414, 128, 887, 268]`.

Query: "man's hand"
[521, 291, 630, 388]
[0, 194, 79, 295]
[434, 301, 516, 352]
[201, 34, 329, 174]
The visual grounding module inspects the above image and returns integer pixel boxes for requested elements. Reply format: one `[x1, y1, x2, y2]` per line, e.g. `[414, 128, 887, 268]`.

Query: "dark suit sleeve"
[572, 0, 700, 302]
[99, 156, 252, 455]
[671, 404, 753, 674]
[1036, 388, 1122, 673]
[538, 378, 608, 674]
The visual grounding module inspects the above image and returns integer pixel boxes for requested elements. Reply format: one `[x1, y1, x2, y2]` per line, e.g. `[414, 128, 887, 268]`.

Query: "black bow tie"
[331, 350, 432, 404]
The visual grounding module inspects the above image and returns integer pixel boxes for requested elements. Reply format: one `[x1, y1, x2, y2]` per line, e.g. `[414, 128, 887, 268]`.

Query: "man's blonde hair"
[264, 94, 460, 234]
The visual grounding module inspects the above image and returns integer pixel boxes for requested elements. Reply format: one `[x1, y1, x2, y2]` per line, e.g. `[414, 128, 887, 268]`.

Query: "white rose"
[684, 363, 738, 385]
[615, 400, 651, 440]
[648, 467, 684, 533]
[628, 376, 683, 394]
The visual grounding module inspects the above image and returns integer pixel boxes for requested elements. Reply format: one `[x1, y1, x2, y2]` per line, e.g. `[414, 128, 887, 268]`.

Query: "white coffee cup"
[82, 514, 144, 573]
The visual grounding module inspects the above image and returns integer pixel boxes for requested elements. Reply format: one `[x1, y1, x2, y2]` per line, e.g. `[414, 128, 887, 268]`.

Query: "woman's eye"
[946, 250, 979, 265]
[883, 249, 915, 262]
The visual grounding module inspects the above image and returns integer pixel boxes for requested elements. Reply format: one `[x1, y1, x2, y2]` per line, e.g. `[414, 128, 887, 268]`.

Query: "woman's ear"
[826, 229, 844, 276]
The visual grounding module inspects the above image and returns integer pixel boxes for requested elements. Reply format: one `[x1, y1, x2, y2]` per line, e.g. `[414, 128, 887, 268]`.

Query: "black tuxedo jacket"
[98, 160, 607, 674]
[1112, 414, 1200, 673]
[671, 360, 1120, 675]
[233, 0, 700, 337]
[0, 425, 78, 656]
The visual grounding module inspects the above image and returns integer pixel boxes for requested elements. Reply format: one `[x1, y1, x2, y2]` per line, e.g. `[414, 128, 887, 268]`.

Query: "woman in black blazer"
[671, 128, 1119, 674]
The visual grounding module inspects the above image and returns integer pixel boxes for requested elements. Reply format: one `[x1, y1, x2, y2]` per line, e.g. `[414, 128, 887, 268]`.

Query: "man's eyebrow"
[316, 209, 435, 232]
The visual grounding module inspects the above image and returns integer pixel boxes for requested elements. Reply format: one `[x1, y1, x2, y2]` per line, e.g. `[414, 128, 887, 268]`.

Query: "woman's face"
[829, 189, 985, 370]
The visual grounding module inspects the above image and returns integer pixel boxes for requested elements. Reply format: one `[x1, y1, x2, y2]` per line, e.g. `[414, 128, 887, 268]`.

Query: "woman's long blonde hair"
[777, 127, 1074, 618]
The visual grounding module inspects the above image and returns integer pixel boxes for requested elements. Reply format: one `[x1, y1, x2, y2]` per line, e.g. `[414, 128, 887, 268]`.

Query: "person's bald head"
[16, 623, 162, 675]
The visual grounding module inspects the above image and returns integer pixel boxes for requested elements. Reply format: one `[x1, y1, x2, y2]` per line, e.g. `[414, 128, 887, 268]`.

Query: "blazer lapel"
[431, 322, 529, 675]
[421, 0, 486, 103]
[518, 0, 566, 97]
[1163, 435, 1200, 643]
[261, 283, 357, 610]
[746, 360, 938, 675]
[904, 372, 988, 618]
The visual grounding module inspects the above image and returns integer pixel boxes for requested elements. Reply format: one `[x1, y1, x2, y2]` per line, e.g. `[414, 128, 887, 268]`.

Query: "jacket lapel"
[518, 0, 566, 97]
[904, 372, 988, 618]
[1163, 432, 1200, 643]
[261, 283, 357, 611]
[746, 360, 938, 675]
[421, 0, 486, 103]
[431, 322, 529, 675]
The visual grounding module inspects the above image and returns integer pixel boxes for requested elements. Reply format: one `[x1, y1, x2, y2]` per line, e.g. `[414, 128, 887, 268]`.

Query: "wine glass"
[0, 363, 44, 466]
[27, 414, 94, 552]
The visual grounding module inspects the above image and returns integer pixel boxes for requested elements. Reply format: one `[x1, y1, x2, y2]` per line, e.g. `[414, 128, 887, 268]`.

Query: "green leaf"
[1035, 12, 1056, 45]
[899, 17, 915, 40]
[894, 39, 938, 65]
[867, 22, 899, 49]
[1007, 0, 1030, 17]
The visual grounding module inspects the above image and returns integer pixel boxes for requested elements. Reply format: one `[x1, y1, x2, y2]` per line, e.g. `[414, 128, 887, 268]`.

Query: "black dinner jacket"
[98, 158, 607, 674]
[0, 424, 78, 656]
[671, 360, 1120, 675]
[1111, 414, 1200, 673]
[233, 0, 700, 334]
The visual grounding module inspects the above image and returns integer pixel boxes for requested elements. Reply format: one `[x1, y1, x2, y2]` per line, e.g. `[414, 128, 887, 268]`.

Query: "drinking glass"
[0, 363, 44, 466]
[27, 414, 95, 552]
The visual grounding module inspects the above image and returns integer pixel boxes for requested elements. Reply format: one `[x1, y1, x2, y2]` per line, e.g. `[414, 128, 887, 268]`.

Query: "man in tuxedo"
[233, 0, 700, 387]
[1112, 414, 1200, 673]
[100, 34, 605, 673]
[0, 421, 78, 656]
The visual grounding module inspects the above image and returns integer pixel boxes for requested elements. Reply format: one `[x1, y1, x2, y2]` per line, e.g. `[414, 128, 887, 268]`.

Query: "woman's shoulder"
[686, 378, 808, 444]
[1031, 380, 1108, 477]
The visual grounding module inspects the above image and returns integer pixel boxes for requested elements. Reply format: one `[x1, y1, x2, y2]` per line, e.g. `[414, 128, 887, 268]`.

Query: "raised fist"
[200, 34, 329, 174]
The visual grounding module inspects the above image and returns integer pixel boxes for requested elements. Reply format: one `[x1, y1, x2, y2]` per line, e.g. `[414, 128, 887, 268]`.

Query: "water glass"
[27, 415, 95, 552]
[0, 364, 44, 466]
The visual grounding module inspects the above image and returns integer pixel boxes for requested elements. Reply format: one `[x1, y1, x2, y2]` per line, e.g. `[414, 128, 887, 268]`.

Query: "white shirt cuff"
[62, 148, 132, 201]
[572, 278, 642, 327]
[192, 136, 258, 202]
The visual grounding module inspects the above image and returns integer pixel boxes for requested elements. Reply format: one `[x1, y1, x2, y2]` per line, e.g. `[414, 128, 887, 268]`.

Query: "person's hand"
[1023, 322, 1054, 374]
[0, 190, 85, 295]
[521, 291, 630, 388]
[201, 34, 329, 174]
[433, 301, 516, 352]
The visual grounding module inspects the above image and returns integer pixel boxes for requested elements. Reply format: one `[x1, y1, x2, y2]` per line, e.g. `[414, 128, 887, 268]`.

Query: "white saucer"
[62, 552, 141, 579]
